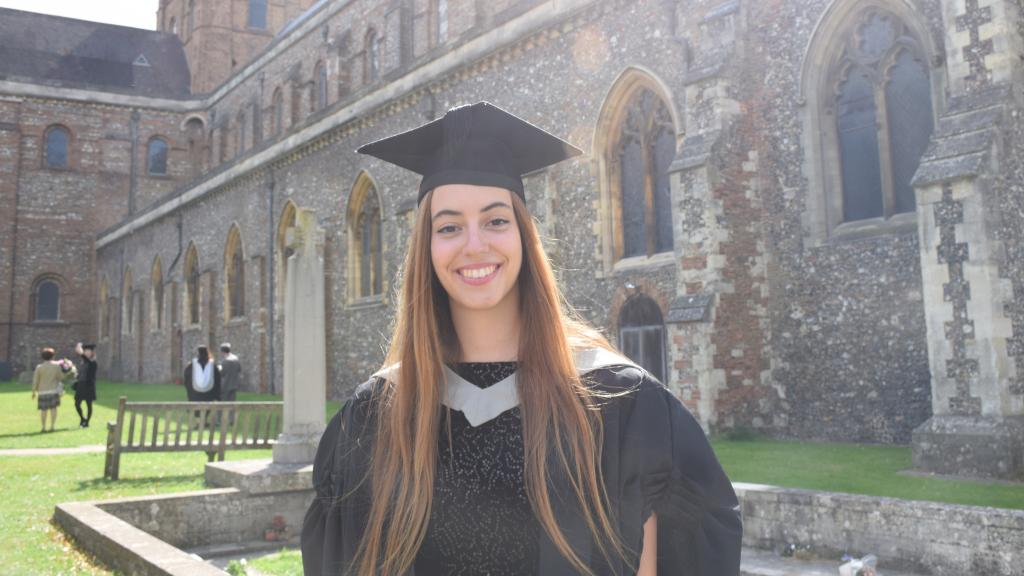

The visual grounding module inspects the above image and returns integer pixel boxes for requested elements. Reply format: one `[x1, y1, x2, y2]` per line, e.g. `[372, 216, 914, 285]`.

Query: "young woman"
[302, 103, 742, 575]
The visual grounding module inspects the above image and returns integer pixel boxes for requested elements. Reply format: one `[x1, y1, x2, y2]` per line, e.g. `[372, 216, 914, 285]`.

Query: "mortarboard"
[357, 101, 582, 204]
[81, 344, 96, 351]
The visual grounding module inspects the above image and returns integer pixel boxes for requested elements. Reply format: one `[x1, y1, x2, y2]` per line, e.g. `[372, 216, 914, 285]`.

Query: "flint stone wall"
[736, 482, 1024, 576]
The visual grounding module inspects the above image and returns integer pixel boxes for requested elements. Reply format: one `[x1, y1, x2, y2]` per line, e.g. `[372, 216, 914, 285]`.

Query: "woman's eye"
[437, 224, 459, 234]
[488, 218, 510, 227]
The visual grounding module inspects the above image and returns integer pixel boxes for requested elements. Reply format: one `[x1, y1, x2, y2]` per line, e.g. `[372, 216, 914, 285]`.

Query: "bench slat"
[127, 411, 137, 449]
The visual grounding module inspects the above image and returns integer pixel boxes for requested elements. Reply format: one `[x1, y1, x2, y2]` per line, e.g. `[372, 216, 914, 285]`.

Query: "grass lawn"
[711, 436, 1024, 510]
[0, 379, 341, 575]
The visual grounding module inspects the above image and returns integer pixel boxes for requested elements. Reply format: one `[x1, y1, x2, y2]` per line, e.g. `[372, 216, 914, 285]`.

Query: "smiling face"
[430, 184, 523, 316]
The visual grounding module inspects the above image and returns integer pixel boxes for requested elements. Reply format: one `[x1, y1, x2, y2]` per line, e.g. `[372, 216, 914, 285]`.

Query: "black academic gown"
[74, 355, 98, 401]
[183, 360, 221, 402]
[301, 364, 742, 576]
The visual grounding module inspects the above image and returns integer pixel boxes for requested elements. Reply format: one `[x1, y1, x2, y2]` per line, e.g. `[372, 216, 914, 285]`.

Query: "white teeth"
[461, 265, 496, 279]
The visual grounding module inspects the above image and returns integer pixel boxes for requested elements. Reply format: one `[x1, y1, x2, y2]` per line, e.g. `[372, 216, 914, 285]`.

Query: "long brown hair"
[355, 189, 629, 575]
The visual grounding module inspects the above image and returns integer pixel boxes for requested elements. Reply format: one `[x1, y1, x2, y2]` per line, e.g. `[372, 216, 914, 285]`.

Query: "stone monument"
[272, 208, 327, 464]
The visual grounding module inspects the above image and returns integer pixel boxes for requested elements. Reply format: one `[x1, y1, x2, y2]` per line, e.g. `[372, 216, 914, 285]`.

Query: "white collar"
[373, 347, 637, 427]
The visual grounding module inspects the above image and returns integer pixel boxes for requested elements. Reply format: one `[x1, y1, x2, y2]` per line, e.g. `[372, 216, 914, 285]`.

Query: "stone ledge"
[54, 501, 226, 576]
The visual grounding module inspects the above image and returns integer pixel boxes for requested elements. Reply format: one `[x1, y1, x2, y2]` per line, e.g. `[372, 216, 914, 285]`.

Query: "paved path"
[0, 444, 105, 456]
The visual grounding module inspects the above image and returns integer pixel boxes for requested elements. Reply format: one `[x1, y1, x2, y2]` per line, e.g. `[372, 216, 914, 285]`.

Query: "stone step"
[741, 548, 927, 576]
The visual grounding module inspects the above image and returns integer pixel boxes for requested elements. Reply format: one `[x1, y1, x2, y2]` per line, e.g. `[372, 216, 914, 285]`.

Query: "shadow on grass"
[0, 427, 92, 440]
[0, 430, 49, 440]
[74, 474, 202, 492]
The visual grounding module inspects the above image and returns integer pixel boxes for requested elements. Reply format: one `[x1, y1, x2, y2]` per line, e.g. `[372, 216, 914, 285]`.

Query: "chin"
[452, 293, 504, 311]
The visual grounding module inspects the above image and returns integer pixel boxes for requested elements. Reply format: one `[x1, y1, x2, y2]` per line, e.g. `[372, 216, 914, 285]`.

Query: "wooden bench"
[104, 396, 283, 480]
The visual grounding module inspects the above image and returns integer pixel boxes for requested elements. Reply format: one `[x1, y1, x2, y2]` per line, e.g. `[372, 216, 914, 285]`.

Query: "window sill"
[225, 316, 248, 327]
[30, 320, 67, 326]
[147, 173, 172, 180]
[184, 324, 203, 333]
[613, 251, 676, 274]
[828, 212, 917, 244]
[347, 295, 386, 310]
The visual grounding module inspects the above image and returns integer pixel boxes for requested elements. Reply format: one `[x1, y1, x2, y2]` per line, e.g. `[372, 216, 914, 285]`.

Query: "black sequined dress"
[414, 362, 538, 575]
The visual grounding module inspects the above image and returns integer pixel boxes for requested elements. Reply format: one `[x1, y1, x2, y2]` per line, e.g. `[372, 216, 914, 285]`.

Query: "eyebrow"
[431, 201, 512, 222]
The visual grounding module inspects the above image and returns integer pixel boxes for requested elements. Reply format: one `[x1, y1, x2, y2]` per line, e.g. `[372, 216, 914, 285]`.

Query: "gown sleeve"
[597, 366, 743, 576]
[301, 379, 379, 576]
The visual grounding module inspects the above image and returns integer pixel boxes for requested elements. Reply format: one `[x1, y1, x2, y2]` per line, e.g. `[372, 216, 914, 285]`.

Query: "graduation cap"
[81, 344, 96, 351]
[357, 101, 582, 204]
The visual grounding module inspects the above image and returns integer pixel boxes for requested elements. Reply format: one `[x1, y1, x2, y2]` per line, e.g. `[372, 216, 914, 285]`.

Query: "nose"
[464, 222, 488, 254]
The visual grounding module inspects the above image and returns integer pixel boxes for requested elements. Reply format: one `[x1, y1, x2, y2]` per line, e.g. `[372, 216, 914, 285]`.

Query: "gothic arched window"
[237, 111, 247, 156]
[272, 87, 284, 135]
[122, 268, 134, 335]
[831, 11, 934, 223]
[184, 244, 200, 325]
[434, 0, 448, 45]
[618, 295, 666, 382]
[365, 29, 380, 83]
[225, 226, 246, 319]
[151, 257, 164, 330]
[147, 137, 169, 175]
[277, 201, 298, 308]
[314, 61, 328, 111]
[610, 88, 675, 260]
[99, 277, 110, 339]
[348, 174, 383, 300]
[45, 126, 70, 168]
[31, 277, 61, 322]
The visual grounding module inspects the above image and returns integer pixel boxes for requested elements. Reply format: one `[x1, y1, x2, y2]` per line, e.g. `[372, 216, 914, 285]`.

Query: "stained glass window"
[616, 89, 675, 258]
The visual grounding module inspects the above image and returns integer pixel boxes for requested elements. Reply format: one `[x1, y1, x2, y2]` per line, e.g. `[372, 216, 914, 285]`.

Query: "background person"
[31, 347, 76, 433]
[183, 345, 221, 403]
[73, 342, 98, 428]
[217, 343, 242, 402]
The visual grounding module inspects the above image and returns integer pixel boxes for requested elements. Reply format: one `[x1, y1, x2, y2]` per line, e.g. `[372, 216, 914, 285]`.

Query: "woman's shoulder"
[327, 374, 388, 430]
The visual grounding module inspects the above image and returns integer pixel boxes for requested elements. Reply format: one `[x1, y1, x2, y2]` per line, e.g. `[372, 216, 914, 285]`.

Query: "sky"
[0, 0, 159, 30]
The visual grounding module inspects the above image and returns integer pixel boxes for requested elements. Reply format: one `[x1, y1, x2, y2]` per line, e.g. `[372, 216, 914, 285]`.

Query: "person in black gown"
[183, 345, 221, 402]
[301, 102, 742, 575]
[73, 342, 98, 428]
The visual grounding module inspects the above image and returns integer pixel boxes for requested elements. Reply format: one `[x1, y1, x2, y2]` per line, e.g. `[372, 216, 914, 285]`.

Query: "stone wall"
[0, 95, 196, 376]
[736, 482, 1024, 575]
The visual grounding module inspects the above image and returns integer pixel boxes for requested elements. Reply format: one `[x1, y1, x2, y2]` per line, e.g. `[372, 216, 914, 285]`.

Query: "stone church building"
[1, 0, 1022, 477]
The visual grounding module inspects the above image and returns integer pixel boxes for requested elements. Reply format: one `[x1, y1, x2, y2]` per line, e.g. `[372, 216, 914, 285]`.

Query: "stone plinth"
[205, 458, 313, 494]
[912, 415, 1024, 480]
